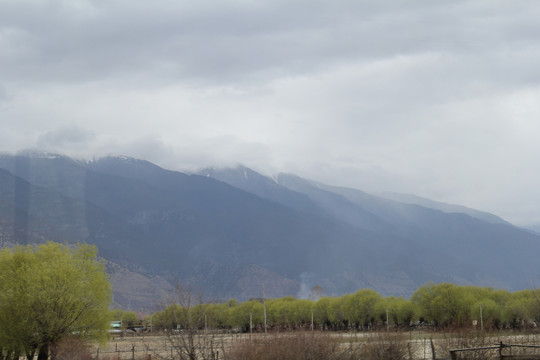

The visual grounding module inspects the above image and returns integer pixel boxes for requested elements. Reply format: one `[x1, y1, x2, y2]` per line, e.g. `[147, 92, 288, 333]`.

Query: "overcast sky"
[1, 0, 540, 226]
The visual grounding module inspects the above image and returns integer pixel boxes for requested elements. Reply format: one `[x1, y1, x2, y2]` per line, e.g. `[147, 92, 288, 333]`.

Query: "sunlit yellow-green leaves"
[0, 242, 111, 358]
[149, 283, 540, 332]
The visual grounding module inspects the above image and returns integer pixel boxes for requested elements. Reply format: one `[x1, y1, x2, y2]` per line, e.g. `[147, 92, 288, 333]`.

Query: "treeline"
[116, 283, 540, 332]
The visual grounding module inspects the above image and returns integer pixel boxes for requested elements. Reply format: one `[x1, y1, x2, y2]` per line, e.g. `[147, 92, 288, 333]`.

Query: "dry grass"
[93, 331, 413, 360]
[226, 332, 359, 360]
[359, 332, 412, 360]
[89, 330, 540, 360]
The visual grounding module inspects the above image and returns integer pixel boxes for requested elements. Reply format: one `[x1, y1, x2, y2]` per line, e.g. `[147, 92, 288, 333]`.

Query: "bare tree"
[152, 283, 224, 360]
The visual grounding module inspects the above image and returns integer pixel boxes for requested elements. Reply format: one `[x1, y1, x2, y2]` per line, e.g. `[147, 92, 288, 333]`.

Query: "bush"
[360, 332, 411, 360]
[52, 338, 94, 360]
[226, 332, 359, 360]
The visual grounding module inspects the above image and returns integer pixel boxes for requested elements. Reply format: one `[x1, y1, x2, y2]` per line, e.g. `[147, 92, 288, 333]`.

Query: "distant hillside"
[376, 192, 509, 225]
[1, 152, 540, 311]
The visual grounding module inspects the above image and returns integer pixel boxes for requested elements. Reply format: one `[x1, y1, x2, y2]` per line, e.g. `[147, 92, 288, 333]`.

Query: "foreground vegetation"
[4, 242, 540, 359]
[0, 243, 111, 360]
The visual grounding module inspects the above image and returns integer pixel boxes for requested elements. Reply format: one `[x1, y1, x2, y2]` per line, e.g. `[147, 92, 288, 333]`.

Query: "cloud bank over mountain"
[1, 1, 540, 226]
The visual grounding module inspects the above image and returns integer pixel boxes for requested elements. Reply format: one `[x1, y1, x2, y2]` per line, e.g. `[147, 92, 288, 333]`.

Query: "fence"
[95, 345, 219, 360]
[92, 333, 243, 360]
[449, 342, 540, 360]
[95, 345, 151, 360]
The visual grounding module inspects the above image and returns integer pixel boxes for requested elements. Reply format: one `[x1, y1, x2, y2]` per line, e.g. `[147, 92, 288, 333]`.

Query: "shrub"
[226, 332, 359, 360]
[52, 338, 94, 360]
[359, 332, 411, 360]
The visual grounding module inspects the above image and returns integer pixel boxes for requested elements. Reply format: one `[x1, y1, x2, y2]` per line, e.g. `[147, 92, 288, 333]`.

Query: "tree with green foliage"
[411, 282, 438, 324]
[430, 284, 476, 326]
[376, 296, 417, 328]
[327, 295, 349, 330]
[0, 242, 111, 360]
[505, 289, 540, 328]
[412, 283, 514, 329]
[267, 297, 313, 329]
[228, 300, 264, 331]
[345, 289, 381, 329]
[312, 297, 332, 329]
[153, 304, 185, 330]
[203, 302, 231, 329]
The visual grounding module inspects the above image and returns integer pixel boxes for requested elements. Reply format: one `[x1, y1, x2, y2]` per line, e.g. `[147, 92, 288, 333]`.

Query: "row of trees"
[147, 284, 540, 332]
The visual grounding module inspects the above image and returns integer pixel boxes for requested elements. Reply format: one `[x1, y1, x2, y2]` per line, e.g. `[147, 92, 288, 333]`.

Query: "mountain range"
[0, 150, 539, 311]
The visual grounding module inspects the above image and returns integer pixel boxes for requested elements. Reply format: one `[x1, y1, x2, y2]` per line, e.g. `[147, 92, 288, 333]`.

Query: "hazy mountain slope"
[0, 164, 175, 266]
[376, 191, 509, 225]
[198, 168, 486, 289]
[275, 174, 397, 234]
[204, 167, 540, 292]
[277, 174, 540, 289]
[0, 167, 176, 310]
[0, 166, 93, 245]
[87, 157, 422, 289]
[199, 167, 393, 234]
[198, 166, 328, 217]
[87, 157, 352, 274]
[0, 151, 90, 200]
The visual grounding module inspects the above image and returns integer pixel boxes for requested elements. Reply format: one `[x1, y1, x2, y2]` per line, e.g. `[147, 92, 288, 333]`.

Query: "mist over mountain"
[375, 192, 510, 225]
[525, 224, 540, 235]
[1, 151, 539, 311]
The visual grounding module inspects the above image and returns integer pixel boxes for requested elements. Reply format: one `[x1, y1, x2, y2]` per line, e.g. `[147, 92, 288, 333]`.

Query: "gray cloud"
[37, 126, 95, 147]
[2, 1, 539, 87]
[0, 85, 9, 104]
